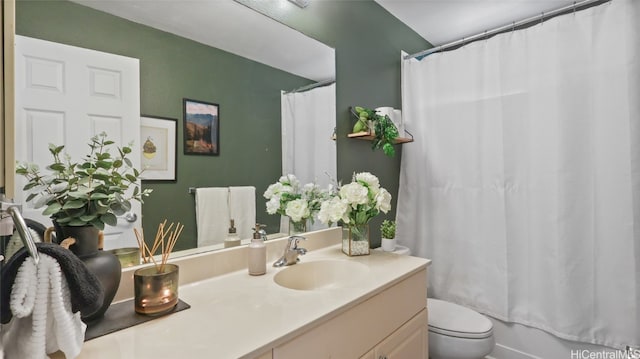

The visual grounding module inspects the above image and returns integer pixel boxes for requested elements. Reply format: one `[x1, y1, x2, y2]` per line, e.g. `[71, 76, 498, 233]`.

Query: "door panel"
[14, 35, 140, 249]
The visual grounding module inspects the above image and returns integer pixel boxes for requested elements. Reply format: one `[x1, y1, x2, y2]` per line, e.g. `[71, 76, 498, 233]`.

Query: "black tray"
[85, 299, 190, 341]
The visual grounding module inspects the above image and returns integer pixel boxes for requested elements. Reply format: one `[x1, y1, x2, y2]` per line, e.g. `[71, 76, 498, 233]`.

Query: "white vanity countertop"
[75, 244, 430, 358]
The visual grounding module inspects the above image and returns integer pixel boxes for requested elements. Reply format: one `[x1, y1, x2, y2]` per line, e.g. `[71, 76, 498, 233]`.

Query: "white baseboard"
[488, 343, 544, 359]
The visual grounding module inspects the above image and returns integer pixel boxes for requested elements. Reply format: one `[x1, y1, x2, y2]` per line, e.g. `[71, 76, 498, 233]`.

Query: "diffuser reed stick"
[134, 220, 184, 273]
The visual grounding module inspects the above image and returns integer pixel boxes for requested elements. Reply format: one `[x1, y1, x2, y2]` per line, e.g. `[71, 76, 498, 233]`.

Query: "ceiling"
[374, 0, 579, 47]
[72, 0, 335, 82]
[72, 0, 583, 80]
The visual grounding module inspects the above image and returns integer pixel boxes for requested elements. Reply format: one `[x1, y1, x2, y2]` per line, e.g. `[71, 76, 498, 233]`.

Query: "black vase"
[53, 223, 122, 321]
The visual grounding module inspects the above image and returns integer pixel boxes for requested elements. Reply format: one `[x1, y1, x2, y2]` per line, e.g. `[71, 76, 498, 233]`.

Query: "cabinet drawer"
[375, 309, 428, 359]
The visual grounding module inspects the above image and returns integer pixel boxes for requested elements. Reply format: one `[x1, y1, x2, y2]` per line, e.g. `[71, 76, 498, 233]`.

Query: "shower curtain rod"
[283, 79, 335, 94]
[405, 0, 610, 60]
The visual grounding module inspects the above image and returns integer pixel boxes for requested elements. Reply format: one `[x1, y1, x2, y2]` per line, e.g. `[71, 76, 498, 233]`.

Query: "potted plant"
[380, 219, 396, 252]
[351, 106, 400, 157]
[317, 172, 392, 256]
[17, 132, 151, 231]
[15, 132, 152, 319]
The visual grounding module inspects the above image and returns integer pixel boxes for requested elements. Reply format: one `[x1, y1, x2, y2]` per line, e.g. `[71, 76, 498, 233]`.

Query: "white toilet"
[378, 244, 495, 359]
[427, 298, 494, 359]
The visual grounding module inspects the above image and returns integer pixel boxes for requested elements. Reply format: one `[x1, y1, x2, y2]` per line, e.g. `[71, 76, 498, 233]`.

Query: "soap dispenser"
[248, 223, 267, 276]
[224, 219, 240, 248]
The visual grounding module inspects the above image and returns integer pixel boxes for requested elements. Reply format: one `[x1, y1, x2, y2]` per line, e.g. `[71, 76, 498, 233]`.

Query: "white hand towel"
[2, 254, 86, 359]
[229, 186, 256, 241]
[195, 187, 230, 247]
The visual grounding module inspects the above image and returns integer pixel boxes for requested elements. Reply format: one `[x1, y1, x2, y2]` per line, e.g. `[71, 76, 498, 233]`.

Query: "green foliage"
[380, 220, 396, 239]
[351, 106, 399, 157]
[16, 132, 152, 230]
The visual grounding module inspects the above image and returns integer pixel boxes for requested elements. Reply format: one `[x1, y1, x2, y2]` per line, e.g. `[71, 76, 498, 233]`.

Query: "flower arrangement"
[264, 174, 330, 226]
[16, 132, 152, 230]
[318, 172, 392, 226]
[318, 172, 391, 256]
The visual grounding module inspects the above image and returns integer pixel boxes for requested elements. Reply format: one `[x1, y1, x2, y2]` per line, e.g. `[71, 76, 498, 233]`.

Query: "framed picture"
[140, 115, 177, 181]
[183, 98, 219, 155]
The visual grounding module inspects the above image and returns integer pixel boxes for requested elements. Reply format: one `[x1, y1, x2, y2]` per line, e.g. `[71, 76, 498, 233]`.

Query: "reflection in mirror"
[281, 81, 337, 233]
[10, 0, 336, 263]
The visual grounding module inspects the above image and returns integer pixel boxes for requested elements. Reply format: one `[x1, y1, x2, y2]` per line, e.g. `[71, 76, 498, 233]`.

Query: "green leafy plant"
[380, 220, 396, 239]
[351, 106, 399, 157]
[16, 132, 152, 230]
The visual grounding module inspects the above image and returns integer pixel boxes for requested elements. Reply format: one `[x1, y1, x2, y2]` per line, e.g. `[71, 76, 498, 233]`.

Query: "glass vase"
[342, 224, 370, 256]
[289, 217, 308, 235]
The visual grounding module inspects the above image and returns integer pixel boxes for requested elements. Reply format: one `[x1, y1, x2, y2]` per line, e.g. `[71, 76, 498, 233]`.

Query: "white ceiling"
[70, 0, 584, 81]
[374, 0, 579, 46]
[71, 0, 335, 82]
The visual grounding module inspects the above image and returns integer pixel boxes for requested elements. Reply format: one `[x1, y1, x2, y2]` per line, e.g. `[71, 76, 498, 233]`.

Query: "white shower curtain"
[398, 0, 639, 349]
[281, 83, 336, 231]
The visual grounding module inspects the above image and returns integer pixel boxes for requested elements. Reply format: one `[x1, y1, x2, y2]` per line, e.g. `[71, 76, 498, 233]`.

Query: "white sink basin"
[273, 260, 370, 291]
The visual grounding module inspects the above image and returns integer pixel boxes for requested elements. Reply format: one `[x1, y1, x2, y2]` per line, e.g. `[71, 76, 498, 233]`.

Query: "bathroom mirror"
[8, 0, 336, 259]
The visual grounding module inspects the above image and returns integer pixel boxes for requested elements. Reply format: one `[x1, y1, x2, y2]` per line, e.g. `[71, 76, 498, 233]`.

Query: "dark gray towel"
[1, 243, 105, 324]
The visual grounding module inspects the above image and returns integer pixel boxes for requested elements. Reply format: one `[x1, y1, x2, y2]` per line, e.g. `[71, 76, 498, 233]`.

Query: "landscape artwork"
[183, 98, 219, 155]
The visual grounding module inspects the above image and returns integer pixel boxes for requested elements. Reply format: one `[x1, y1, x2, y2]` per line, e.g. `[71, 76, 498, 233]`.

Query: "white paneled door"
[14, 35, 141, 249]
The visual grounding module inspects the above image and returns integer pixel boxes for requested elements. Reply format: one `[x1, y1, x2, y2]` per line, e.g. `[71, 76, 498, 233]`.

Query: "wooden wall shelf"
[347, 131, 414, 144]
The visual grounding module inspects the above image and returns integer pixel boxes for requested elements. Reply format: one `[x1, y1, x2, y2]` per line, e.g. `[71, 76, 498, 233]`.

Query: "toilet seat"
[428, 298, 493, 339]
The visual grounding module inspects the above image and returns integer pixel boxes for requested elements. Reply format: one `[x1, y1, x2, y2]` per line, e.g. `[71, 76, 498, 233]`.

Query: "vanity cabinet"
[271, 268, 428, 359]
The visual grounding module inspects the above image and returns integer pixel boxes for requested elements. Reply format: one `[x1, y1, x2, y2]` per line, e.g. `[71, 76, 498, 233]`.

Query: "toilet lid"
[428, 298, 493, 339]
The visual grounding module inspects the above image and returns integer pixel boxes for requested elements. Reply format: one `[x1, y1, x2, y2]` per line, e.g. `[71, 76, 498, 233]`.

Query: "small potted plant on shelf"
[350, 106, 400, 157]
[380, 219, 397, 252]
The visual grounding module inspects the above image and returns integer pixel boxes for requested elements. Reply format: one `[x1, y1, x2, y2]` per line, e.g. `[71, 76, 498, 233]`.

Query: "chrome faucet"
[273, 236, 307, 267]
[259, 227, 268, 241]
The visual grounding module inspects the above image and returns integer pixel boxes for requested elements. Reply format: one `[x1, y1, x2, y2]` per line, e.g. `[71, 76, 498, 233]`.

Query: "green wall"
[16, 0, 312, 250]
[239, 0, 431, 247]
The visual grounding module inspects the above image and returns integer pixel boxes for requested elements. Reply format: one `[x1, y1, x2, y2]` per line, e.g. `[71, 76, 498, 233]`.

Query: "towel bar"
[189, 187, 234, 194]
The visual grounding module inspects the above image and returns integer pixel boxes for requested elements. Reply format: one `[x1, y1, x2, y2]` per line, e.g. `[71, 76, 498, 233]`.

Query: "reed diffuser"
[133, 220, 184, 315]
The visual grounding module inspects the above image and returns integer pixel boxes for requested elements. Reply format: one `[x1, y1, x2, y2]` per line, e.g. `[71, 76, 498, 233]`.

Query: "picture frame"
[183, 98, 220, 156]
[140, 115, 177, 181]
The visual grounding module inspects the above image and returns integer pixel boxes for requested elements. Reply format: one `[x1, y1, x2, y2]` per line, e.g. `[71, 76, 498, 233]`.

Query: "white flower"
[355, 172, 380, 193]
[318, 196, 350, 224]
[279, 174, 300, 188]
[317, 171, 391, 225]
[266, 197, 281, 214]
[285, 199, 310, 222]
[375, 188, 392, 213]
[339, 182, 369, 207]
[264, 182, 283, 199]
[280, 185, 294, 194]
[302, 182, 317, 195]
